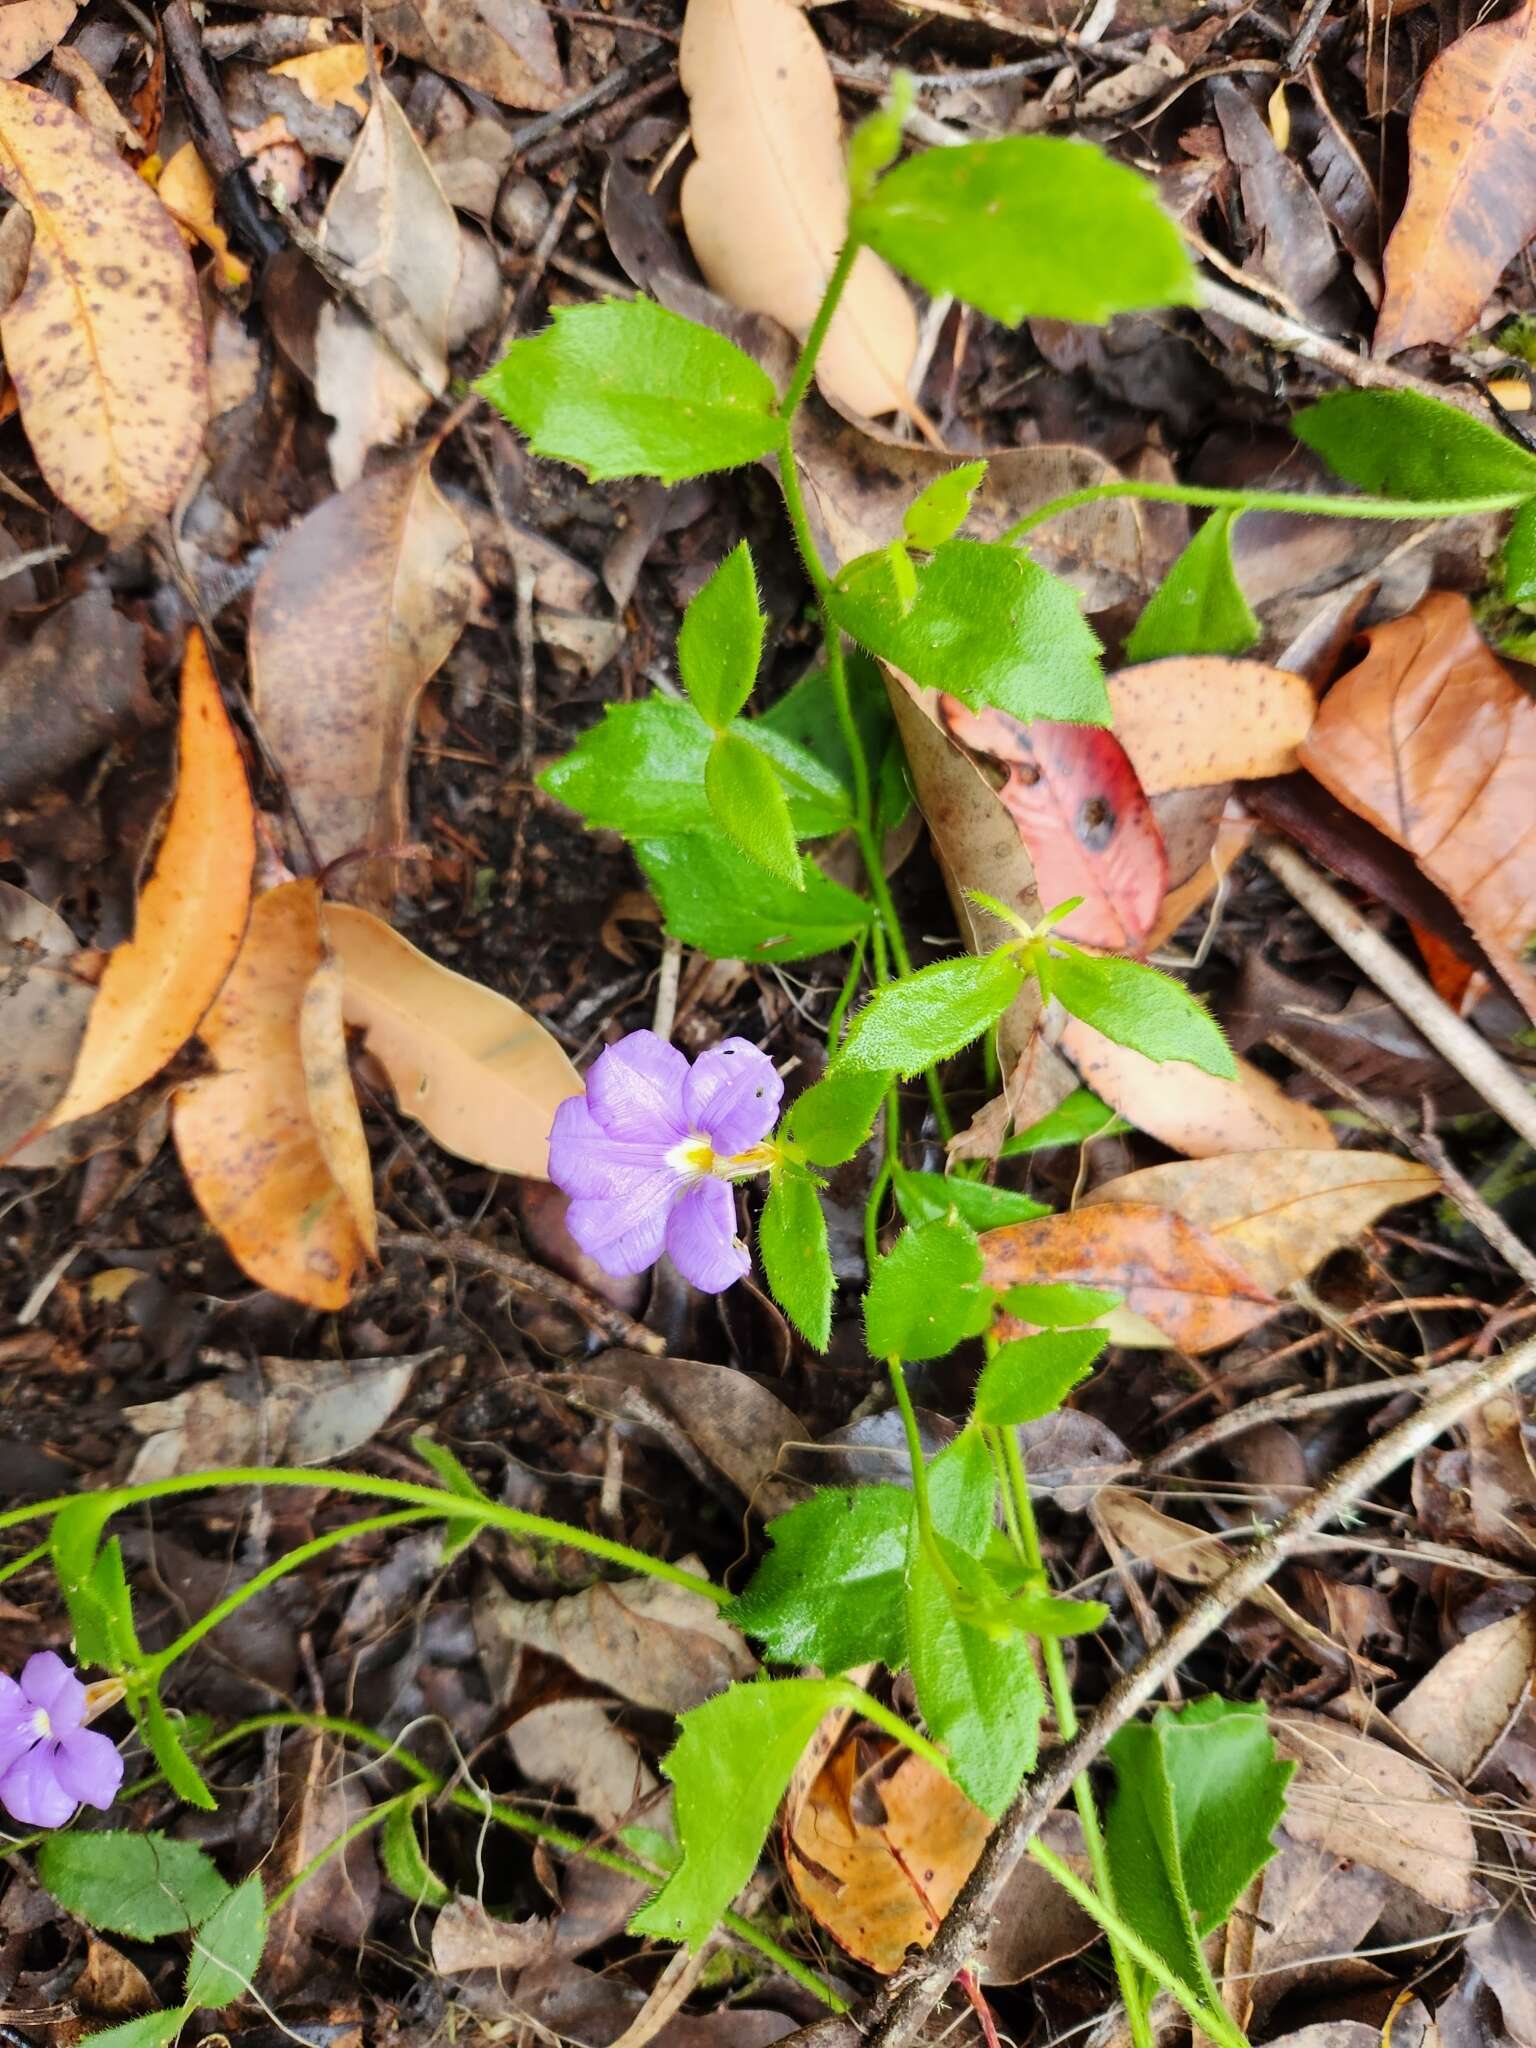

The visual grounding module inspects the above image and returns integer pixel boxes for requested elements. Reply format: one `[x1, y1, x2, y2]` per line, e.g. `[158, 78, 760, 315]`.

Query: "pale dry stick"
[1147, 1357, 1471, 1475]
[1198, 277, 1477, 404]
[778, 1324, 1536, 2048]
[1255, 837, 1536, 1154]
[382, 1230, 667, 1356]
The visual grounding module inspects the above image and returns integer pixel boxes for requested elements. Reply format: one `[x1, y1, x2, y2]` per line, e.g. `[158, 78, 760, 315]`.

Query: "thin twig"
[160, 0, 282, 258]
[1198, 278, 1476, 404]
[382, 1230, 667, 1356]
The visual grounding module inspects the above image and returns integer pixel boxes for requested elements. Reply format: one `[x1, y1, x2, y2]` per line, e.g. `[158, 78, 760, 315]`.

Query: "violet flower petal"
[566, 1169, 674, 1276]
[665, 1177, 748, 1293]
[0, 1745, 74, 1829]
[50, 1729, 123, 1812]
[585, 1031, 689, 1144]
[548, 1096, 670, 1201]
[0, 1708, 38, 1781]
[20, 1653, 84, 1730]
[684, 1039, 783, 1157]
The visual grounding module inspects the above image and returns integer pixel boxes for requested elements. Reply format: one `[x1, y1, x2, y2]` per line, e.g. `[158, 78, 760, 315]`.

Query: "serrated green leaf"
[75, 2014, 189, 2048]
[759, 1172, 833, 1348]
[858, 136, 1195, 327]
[381, 1794, 452, 1909]
[866, 1218, 994, 1363]
[726, 1485, 912, 1672]
[927, 1426, 998, 1556]
[1503, 498, 1536, 611]
[905, 1536, 1041, 1816]
[904, 461, 989, 550]
[1292, 388, 1536, 502]
[631, 1677, 854, 1947]
[679, 543, 765, 729]
[477, 299, 785, 483]
[1001, 1281, 1121, 1326]
[706, 732, 803, 886]
[540, 697, 849, 841]
[834, 951, 1026, 1076]
[830, 539, 1108, 725]
[634, 837, 872, 963]
[138, 1686, 217, 1811]
[619, 1824, 679, 1871]
[894, 1168, 1049, 1231]
[756, 650, 910, 834]
[999, 1087, 1127, 1157]
[1124, 509, 1259, 661]
[848, 73, 913, 204]
[973, 1329, 1105, 1425]
[185, 1876, 266, 2009]
[39, 1832, 229, 1939]
[51, 1497, 123, 1671]
[1046, 950, 1234, 1079]
[788, 1065, 889, 1166]
[411, 1431, 488, 1562]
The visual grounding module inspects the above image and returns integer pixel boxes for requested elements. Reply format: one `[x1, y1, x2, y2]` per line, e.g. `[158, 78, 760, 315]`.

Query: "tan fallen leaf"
[48, 633, 255, 1129]
[314, 78, 460, 486]
[0, 882, 92, 1155]
[1059, 1016, 1337, 1157]
[368, 0, 561, 110]
[431, 1898, 553, 1976]
[299, 953, 378, 1256]
[506, 1698, 660, 1833]
[153, 142, 249, 289]
[0, 80, 207, 540]
[1108, 657, 1315, 794]
[51, 48, 142, 151]
[248, 446, 475, 912]
[126, 1352, 425, 1480]
[1083, 1150, 1438, 1296]
[0, 0, 78, 81]
[679, 0, 918, 421]
[1143, 807, 1253, 952]
[172, 881, 373, 1311]
[1390, 1607, 1536, 1781]
[269, 43, 370, 116]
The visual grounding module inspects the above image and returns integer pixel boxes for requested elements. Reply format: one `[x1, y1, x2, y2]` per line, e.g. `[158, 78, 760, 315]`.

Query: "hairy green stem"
[0, 1542, 48, 1590]
[827, 929, 869, 1049]
[778, 235, 862, 427]
[887, 1356, 968, 1608]
[1002, 476, 1525, 546]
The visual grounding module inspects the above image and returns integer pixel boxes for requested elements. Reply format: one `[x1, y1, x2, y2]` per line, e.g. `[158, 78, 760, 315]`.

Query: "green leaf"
[540, 697, 849, 841]
[757, 650, 910, 834]
[620, 1824, 679, 1871]
[1105, 1698, 1292, 2007]
[1046, 950, 1235, 1079]
[858, 137, 1195, 327]
[185, 1876, 266, 2009]
[1503, 498, 1536, 611]
[848, 72, 913, 204]
[830, 539, 1108, 725]
[75, 2014, 189, 2048]
[904, 460, 989, 550]
[138, 1686, 217, 1811]
[928, 1425, 999, 1557]
[410, 1430, 488, 1562]
[1292, 388, 1536, 502]
[905, 1536, 1041, 1816]
[1124, 510, 1259, 661]
[759, 1172, 833, 1348]
[39, 1832, 229, 1939]
[726, 1485, 912, 1672]
[999, 1086, 1127, 1157]
[381, 1793, 452, 1909]
[1001, 1281, 1121, 1326]
[865, 1218, 995, 1363]
[635, 837, 872, 963]
[50, 1498, 131, 1671]
[788, 1065, 889, 1167]
[973, 1329, 1105, 1425]
[631, 1677, 855, 1947]
[834, 951, 1026, 1076]
[679, 542, 766, 729]
[894, 1168, 1049, 1231]
[706, 731, 803, 887]
[477, 298, 785, 484]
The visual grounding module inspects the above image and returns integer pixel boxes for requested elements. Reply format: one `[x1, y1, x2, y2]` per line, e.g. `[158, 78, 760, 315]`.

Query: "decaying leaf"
[678, 0, 918, 421]
[298, 953, 379, 1256]
[0, 881, 92, 1155]
[1084, 1150, 1439, 1296]
[366, 0, 561, 109]
[506, 1698, 660, 1833]
[324, 904, 580, 1177]
[1298, 591, 1536, 1023]
[0, 80, 207, 540]
[1374, 0, 1536, 355]
[980, 1203, 1277, 1354]
[267, 1731, 381, 1991]
[1390, 1607, 1536, 1780]
[126, 1352, 425, 1479]
[48, 633, 255, 1129]
[172, 881, 374, 1310]
[248, 446, 475, 911]
[270, 43, 371, 116]
[0, 590, 150, 807]
[0, 0, 78, 79]
[314, 78, 460, 486]
[431, 1898, 553, 1976]
[1107, 658, 1315, 794]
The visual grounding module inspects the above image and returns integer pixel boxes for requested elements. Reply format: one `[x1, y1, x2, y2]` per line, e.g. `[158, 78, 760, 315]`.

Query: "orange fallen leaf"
[1108, 657, 1315, 795]
[299, 954, 379, 1257]
[269, 43, 371, 115]
[48, 633, 254, 1129]
[173, 881, 372, 1310]
[151, 142, 249, 290]
[1298, 590, 1536, 1023]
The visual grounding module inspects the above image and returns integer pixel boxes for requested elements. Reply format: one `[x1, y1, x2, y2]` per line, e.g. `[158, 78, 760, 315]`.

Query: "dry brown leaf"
[49, 634, 254, 1129]
[0, 1, 78, 80]
[324, 904, 580, 1177]
[678, 0, 917, 421]
[0, 80, 207, 540]
[267, 1731, 381, 1991]
[431, 1898, 553, 1976]
[0, 882, 92, 1155]
[0, 590, 149, 806]
[1390, 1608, 1536, 1781]
[365, 0, 561, 109]
[1271, 1711, 1481, 1912]
[1083, 1150, 1439, 1296]
[270, 43, 371, 115]
[299, 953, 379, 1256]
[1226, 1833, 1391, 2030]
[1374, 0, 1536, 355]
[1143, 807, 1253, 952]
[314, 79, 459, 486]
[1299, 591, 1536, 1023]
[980, 1203, 1277, 1354]
[172, 881, 373, 1310]
[1059, 1016, 1337, 1158]
[249, 446, 474, 911]
[506, 1699, 660, 1832]
[1108, 658, 1315, 794]
[126, 1352, 423, 1479]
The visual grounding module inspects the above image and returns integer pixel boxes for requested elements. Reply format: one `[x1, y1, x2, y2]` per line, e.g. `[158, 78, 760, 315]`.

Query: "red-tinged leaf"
[938, 696, 1167, 952]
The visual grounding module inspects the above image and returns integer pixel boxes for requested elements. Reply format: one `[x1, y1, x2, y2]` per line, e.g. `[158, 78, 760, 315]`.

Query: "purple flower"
[548, 1031, 783, 1292]
[0, 1654, 123, 1829]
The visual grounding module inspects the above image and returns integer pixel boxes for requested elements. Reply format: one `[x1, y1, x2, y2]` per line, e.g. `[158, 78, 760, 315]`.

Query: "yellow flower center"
[31, 1708, 50, 1739]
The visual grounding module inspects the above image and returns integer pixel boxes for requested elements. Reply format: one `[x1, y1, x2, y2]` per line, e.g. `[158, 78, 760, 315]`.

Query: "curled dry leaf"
[324, 904, 580, 1177]
[1107, 658, 1315, 795]
[0, 881, 92, 1155]
[1374, 0, 1536, 356]
[1390, 1607, 1536, 1781]
[678, 0, 917, 421]
[980, 1203, 1277, 1354]
[1298, 591, 1536, 1024]
[0, 1, 78, 79]
[298, 953, 378, 1255]
[172, 881, 374, 1310]
[48, 633, 255, 1130]
[249, 446, 475, 911]
[0, 80, 207, 540]
[1083, 1149, 1439, 1297]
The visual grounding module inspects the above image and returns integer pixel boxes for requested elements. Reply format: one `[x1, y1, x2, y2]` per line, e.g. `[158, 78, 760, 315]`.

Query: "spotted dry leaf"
[0, 80, 207, 541]
[369, 0, 562, 109]
[0, 0, 78, 80]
